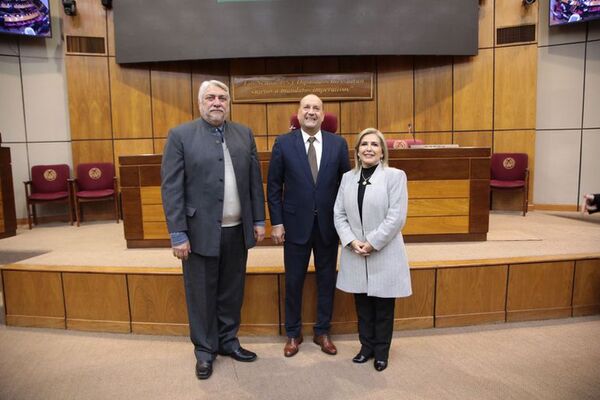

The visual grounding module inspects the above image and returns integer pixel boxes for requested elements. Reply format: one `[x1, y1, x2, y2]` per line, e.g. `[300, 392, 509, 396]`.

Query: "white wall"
[535, 0, 600, 207]
[0, 0, 71, 220]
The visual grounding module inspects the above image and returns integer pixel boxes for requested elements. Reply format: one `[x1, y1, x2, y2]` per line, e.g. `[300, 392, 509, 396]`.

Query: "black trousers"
[182, 225, 247, 363]
[283, 217, 338, 338]
[354, 294, 395, 361]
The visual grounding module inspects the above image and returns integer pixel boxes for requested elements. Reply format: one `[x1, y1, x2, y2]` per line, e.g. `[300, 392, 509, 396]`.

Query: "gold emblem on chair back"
[43, 169, 57, 181]
[88, 167, 102, 180]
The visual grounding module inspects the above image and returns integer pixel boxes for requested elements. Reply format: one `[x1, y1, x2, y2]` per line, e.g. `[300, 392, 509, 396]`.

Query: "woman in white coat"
[334, 128, 412, 372]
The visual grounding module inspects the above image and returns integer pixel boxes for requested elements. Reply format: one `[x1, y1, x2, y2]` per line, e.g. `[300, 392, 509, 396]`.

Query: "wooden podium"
[120, 147, 490, 248]
[0, 145, 17, 239]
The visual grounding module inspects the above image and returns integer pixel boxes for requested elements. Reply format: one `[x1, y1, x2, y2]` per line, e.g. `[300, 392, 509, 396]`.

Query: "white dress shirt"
[301, 129, 322, 169]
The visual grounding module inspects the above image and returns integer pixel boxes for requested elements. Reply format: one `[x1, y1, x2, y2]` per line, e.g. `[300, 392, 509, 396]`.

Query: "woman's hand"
[350, 240, 372, 256]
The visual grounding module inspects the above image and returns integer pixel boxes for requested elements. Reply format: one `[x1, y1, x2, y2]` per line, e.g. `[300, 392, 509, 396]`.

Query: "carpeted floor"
[1, 211, 600, 399]
[0, 316, 599, 400]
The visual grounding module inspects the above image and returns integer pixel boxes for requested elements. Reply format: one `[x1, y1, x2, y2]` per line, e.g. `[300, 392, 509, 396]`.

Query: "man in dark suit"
[267, 94, 350, 357]
[161, 80, 265, 380]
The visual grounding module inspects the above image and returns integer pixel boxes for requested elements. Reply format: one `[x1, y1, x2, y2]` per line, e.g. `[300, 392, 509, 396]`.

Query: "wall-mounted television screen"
[114, 0, 478, 64]
[550, 0, 600, 26]
[0, 0, 51, 38]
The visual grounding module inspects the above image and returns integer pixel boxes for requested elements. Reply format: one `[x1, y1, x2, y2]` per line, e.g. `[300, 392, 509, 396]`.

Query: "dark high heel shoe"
[352, 353, 373, 363]
[374, 360, 388, 371]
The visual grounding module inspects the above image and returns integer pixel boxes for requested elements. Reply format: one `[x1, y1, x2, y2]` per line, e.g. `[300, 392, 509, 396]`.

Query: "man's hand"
[172, 241, 191, 261]
[271, 224, 285, 244]
[582, 193, 597, 214]
[254, 225, 265, 242]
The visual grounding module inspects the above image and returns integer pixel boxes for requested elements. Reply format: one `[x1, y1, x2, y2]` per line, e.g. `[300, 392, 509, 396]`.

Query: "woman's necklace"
[360, 168, 372, 186]
[360, 170, 371, 186]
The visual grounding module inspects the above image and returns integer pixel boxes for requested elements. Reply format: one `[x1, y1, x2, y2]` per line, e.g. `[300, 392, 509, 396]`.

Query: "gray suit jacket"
[161, 118, 265, 257]
[334, 164, 412, 298]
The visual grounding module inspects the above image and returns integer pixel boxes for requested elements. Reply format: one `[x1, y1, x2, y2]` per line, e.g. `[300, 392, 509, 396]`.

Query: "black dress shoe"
[374, 360, 388, 372]
[228, 347, 257, 362]
[352, 353, 373, 364]
[195, 360, 213, 380]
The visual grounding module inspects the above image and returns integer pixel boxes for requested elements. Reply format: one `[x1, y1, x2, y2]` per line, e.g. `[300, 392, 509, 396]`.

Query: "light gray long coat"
[334, 164, 412, 298]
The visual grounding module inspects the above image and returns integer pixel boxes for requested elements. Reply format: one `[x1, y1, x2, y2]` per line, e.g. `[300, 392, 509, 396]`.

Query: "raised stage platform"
[1, 211, 599, 336]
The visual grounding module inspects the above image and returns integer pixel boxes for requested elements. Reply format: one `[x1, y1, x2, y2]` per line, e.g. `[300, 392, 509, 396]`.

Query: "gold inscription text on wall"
[231, 73, 374, 103]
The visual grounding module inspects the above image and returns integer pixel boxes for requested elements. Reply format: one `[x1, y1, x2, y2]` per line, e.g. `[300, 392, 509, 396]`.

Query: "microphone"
[408, 123, 415, 142]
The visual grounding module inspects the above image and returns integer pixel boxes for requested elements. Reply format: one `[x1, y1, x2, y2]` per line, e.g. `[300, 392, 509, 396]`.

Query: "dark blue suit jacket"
[267, 129, 350, 246]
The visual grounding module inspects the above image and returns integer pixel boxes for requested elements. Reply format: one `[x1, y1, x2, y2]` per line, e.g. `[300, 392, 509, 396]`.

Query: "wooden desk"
[0, 146, 17, 239]
[120, 147, 490, 248]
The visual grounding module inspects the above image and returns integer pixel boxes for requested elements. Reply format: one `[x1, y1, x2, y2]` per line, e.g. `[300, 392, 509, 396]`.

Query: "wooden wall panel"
[113, 139, 154, 161]
[109, 59, 152, 139]
[331, 290, 358, 334]
[395, 269, 435, 330]
[414, 56, 453, 133]
[479, 0, 494, 48]
[470, 179, 491, 233]
[377, 56, 413, 133]
[572, 259, 600, 316]
[302, 56, 339, 73]
[106, 8, 115, 56]
[63, 272, 131, 333]
[267, 103, 298, 135]
[62, 0, 107, 40]
[494, 45, 537, 130]
[230, 59, 267, 135]
[240, 275, 281, 335]
[66, 56, 112, 140]
[404, 216, 469, 235]
[255, 137, 269, 152]
[265, 57, 303, 74]
[408, 180, 470, 199]
[231, 104, 268, 135]
[436, 265, 507, 327]
[415, 132, 453, 145]
[121, 187, 143, 239]
[408, 198, 469, 217]
[128, 274, 188, 335]
[2, 270, 65, 328]
[340, 57, 376, 134]
[453, 131, 493, 148]
[140, 187, 162, 204]
[192, 59, 231, 120]
[154, 139, 167, 154]
[113, 139, 154, 183]
[495, 0, 538, 32]
[151, 63, 193, 138]
[507, 261, 574, 322]
[72, 140, 114, 167]
[454, 49, 493, 131]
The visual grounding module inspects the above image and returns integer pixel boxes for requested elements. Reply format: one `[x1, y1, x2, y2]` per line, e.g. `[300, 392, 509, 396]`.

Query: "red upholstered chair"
[385, 139, 424, 149]
[23, 164, 73, 229]
[71, 163, 119, 226]
[290, 112, 338, 133]
[490, 153, 529, 216]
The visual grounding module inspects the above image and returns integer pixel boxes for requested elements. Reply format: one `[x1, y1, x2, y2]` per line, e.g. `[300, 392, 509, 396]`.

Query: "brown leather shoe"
[313, 334, 337, 355]
[284, 335, 303, 357]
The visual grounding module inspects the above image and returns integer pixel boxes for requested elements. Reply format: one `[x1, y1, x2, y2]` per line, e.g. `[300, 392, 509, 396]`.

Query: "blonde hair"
[353, 128, 389, 171]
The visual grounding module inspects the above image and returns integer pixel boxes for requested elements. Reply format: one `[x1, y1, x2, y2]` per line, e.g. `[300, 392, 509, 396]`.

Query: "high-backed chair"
[290, 112, 338, 133]
[71, 163, 119, 226]
[385, 139, 424, 149]
[23, 164, 72, 229]
[490, 153, 529, 216]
